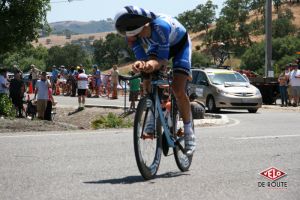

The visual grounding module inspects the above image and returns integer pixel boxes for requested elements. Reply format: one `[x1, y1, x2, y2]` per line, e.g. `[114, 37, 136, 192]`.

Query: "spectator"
[9, 72, 25, 117]
[278, 68, 288, 107]
[30, 64, 40, 91]
[92, 65, 101, 98]
[285, 64, 293, 105]
[12, 65, 23, 76]
[0, 68, 9, 95]
[288, 64, 300, 107]
[111, 65, 119, 99]
[34, 71, 51, 119]
[79, 64, 86, 74]
[70, 66, 78, 97]
[51, 65, 59, 95]
[77, 69, 88, 109]
[101, 74, 109, 97]
[44, 88, 56, 121]
[128, 71, 141, 110]
[60, 65, 68, 95]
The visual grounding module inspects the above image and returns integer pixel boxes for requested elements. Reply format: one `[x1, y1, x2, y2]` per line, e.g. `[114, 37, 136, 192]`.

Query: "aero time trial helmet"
[114, 6, 156, 37]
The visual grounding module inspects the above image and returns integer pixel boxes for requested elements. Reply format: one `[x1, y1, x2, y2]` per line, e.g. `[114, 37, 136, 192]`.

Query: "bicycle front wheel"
[133, 97, 162, 180]
[173, 106, 193, 172]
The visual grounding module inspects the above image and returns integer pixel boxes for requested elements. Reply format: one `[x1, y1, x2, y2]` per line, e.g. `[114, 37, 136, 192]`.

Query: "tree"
[208, 0, 252, 54]
[272, 8, 296, 38]
[1, 44, 48, 72]
[192, 51, 213, 67]
[273, 0, 283, 12]
[194, 1, 218, 34]
[0, 0, 50, 54]
[177, 10, 195, 31]
[177, 0, 217, 33]
[240, 42, 265, 73]
[47, 44, 92, 70]
[93, 33, 134, 70]
[241, 36, 300, 74]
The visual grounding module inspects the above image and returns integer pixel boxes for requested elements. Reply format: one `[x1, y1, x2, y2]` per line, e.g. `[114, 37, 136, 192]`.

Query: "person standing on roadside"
[30, 64, 40, 92]
[128, 71, 141, 111]
[111, 65, 119, 99]
[9, 71, 25, 117]
[51, 65, 59, 95]
[77, 69, 88, 109]
[0, 68, 9, 96]
[288, 64, 300, 106]
[92, 65, 102, 98]
[278, 68, 288, 107]
[34, 72, 51, 119]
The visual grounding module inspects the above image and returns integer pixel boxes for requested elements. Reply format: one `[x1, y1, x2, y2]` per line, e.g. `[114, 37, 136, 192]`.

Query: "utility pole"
[265, 0, 273, 77]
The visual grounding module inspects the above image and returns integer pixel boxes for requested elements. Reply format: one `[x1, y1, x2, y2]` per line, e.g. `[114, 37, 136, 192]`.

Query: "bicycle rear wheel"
[173, 105, 193, 171]
[133, 97, 162, 180]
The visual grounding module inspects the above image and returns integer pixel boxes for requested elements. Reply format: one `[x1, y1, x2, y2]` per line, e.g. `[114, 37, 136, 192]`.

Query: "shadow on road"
[83, 171, 190, 184]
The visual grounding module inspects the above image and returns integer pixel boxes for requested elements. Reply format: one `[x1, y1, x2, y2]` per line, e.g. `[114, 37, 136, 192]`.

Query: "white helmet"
[114, 6, 156, 36]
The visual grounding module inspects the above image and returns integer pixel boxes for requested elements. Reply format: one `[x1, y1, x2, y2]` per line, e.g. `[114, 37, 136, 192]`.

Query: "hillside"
[190, 3, 300, 48]
[49, 19, 114, 34]
[33, 32, 112, 48]
[35, 3, 300, 53]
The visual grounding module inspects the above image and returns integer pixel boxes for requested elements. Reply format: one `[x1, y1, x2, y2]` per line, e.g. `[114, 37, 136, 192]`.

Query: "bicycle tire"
[133, 97, 162, 180]
[173, 104, 193, 172]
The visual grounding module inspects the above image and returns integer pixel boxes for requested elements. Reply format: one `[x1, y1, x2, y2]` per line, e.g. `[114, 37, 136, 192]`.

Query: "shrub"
[91, 112, 133, 129]
[0, 94, 15, 118]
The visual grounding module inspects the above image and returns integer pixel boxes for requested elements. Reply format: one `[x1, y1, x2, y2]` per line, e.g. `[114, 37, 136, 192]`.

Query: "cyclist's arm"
[143, 23, 170, 73]
[128, 38, 148, 61]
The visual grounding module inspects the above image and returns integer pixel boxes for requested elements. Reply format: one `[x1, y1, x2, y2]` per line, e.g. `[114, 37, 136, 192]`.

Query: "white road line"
[230, 134, 300, 140]
[0, 129, 128, 139]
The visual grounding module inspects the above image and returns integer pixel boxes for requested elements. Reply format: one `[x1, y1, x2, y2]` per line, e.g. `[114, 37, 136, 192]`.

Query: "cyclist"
[114, 6, 196, 155]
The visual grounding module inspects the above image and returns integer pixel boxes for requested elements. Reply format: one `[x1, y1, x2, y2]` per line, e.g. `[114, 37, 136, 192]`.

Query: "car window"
[191, 71, 199, 84]
[207, 72, 247, 85]
[195, 71, 208, 85]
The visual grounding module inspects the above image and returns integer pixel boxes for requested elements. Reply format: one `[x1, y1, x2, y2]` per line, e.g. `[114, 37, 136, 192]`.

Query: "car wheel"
[248, 109, 258, 113]
[207, 96, 218, 113]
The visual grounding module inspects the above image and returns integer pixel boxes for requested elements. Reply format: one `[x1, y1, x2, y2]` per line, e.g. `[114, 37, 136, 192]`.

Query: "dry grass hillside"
[33, 32, 112, 48]
[35, 4, 300, 50]
[33, 3, 300, 70]
[191, 3, 300, 47]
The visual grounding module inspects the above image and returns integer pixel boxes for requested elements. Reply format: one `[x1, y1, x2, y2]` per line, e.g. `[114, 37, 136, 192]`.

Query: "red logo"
[260, 167, 286, 181]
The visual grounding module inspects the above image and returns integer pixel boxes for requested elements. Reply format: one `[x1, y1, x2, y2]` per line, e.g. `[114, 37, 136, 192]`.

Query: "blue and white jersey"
[131, 14, 187, 61]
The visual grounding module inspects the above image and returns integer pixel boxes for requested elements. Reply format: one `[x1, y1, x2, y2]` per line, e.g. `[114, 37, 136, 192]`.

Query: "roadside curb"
[85, 104, 125, 109]
[85, 104, 229, 126]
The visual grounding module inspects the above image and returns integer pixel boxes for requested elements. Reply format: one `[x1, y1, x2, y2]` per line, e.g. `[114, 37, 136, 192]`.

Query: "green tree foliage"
[1, 44, 48, 72]
[93, 33, 134, 70]
[272, 8, 296, 38]
[177, 0, 217, 33]
[240, 42, 265, 72]
[241, 36, 300, 74]
[0, 94, 15, 118]
[47, 44, 92, 69]
[213, 0, 252, 48]
[192, 52, 213, 67]
[0, 0, 50, 54]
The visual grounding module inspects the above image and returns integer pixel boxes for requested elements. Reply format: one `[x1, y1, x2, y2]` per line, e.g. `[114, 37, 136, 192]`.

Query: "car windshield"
[207, 72, 248, 85]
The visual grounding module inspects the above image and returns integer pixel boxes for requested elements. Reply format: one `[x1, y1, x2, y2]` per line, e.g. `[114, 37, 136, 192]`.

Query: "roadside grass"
[91, 112, 133, 129]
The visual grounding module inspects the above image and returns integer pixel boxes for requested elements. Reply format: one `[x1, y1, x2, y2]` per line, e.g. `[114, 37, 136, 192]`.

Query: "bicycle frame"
[151, 79, 176, 148]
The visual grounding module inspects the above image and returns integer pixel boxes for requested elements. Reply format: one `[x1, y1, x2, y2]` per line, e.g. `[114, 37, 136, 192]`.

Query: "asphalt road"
[0, 108, 299, 200]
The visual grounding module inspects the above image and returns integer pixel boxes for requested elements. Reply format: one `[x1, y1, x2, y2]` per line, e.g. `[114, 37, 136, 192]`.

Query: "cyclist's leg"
[172, 36, 196, 155]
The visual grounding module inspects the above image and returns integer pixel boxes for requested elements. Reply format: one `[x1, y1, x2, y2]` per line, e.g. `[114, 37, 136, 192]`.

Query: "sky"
[47, 0, 225, 23]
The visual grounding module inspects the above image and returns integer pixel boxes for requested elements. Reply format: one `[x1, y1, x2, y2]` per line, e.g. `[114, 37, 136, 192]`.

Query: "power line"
[51, 0, 84, 4]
